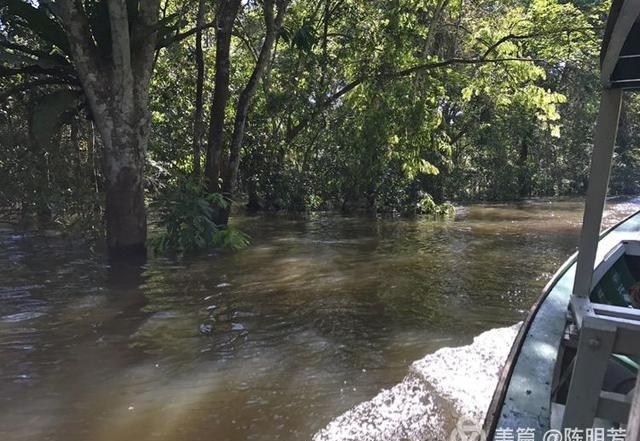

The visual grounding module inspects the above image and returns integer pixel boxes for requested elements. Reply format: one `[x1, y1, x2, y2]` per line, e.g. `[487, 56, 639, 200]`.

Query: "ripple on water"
[1, 311, 46, 322]
[0, 198, 637, 441]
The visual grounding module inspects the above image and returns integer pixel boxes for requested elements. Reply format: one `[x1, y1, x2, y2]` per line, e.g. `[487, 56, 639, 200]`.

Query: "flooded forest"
[1, 0, 640, 440]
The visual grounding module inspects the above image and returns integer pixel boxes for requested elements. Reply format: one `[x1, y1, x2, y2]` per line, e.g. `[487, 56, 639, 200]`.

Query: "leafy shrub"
[416, 194, 456, 218]
[435, 202, 456, 218]
[212, 227, 251, 251]
[150, 177, 250, 254]
[416, 194, 437, 215]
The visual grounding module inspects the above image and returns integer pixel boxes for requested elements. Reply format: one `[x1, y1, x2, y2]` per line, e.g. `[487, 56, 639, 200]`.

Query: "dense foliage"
[150, 177, 250, 253]
[1, 0, 639, 253]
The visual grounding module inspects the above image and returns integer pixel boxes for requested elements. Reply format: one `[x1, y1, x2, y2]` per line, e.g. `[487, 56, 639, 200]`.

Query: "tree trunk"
[204, 0, 241, 194]
[320, 0, 330, 88]
[27, 113, 52, 226]
[518, 138, 530, 198]
[55, 0, 160, 258]
[71, 118, 81, 178]
[216, 0, 288, 225]
[192, 0, 206, 176]
[104, 122, 147, 257]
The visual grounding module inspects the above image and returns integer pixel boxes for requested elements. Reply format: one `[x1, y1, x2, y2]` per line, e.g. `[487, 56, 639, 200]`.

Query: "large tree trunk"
[215, 0, 288, 225]
[192, 0, 206, 176]
[56, 0, 160, 258]
[205, 0, 242, 194]
[103, 118, 148, 256]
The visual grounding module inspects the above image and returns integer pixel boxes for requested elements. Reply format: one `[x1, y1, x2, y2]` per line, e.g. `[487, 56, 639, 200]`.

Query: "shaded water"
[1, 198, 638, 441]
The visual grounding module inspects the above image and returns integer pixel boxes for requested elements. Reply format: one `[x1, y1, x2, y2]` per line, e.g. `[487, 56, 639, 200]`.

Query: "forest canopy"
[1, 0, 639, 255]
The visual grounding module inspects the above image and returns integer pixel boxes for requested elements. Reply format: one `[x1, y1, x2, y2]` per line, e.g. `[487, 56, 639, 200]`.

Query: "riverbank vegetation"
[1, 0, 638, 255]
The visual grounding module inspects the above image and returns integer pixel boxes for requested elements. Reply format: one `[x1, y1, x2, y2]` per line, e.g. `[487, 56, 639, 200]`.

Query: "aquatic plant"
[150, 177, 250, 254]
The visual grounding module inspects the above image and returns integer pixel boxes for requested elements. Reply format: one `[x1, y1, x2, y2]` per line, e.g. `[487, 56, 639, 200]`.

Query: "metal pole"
[628, 376, 640, 441]
[572, 88, 623, 326]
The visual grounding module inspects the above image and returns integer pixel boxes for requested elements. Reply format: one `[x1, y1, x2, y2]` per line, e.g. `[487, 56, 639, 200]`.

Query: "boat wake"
[603, 196, 640, 227]
[313, 324, 521, 441]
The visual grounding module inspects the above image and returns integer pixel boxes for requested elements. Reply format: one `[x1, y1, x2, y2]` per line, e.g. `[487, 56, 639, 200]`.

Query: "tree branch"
[480, 27, 600, 59]
[157, 19, 218, 48]
[133, 0, 161, 102]
[0, 64, 72, 77]
[0, 78, 80, 103]
[54, 0, 106, 106]
[286, 57, 542, 142]
[284, 26, 601, 142]
[0, 41, 60, 60]
[107, 0, 135, 114]
[235, 21, 260, 63]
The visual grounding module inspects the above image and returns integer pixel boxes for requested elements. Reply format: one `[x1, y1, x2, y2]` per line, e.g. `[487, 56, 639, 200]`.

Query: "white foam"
[313, 324, 521, 441]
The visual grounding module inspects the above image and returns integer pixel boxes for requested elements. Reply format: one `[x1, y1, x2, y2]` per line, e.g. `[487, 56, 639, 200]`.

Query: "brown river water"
[1, 198, 639, 441]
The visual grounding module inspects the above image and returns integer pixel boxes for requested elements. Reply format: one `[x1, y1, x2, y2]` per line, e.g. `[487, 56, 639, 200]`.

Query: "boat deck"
[485, 210, 640, 438]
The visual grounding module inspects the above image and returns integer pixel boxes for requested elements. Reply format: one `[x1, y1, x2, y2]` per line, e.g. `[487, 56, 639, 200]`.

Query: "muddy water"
[0, 198, 638, 441]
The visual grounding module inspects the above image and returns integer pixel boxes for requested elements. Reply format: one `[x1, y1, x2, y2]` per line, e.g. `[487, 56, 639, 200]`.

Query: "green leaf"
[417, 159, 439, 176]
[290, 20, 318, 54]
[212, 227, 251, 251]
[206, 192, 230, 209]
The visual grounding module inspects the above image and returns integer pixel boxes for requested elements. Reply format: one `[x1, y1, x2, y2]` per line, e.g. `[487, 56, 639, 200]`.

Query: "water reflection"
[0, 198, 638, 441]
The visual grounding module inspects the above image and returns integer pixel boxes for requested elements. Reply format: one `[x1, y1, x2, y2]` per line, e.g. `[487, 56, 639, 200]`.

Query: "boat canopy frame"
[565, 0, 640, 433]
[572, 0, 640, 322]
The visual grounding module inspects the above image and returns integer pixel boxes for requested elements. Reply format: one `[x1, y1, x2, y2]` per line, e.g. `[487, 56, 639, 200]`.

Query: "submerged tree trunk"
[103, 124, 148, 256]
[55, 0, 160, 258]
